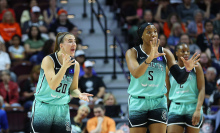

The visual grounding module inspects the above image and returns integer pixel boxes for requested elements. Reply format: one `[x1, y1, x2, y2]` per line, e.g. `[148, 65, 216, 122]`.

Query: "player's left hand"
[192, 110, 201, 126]
[79, 93, 93, 102]
[181, 52, 200, 71]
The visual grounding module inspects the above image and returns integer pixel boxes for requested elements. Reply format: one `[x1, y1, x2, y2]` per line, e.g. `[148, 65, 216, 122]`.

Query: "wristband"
[185, 67, 192, 72]
[145, 60, 151, 65]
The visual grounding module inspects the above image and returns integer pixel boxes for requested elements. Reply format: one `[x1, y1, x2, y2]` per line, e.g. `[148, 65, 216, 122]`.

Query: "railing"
[82, 0, 87, 18]
[90, 0, 109, 63]
[112, 36, 130, 83]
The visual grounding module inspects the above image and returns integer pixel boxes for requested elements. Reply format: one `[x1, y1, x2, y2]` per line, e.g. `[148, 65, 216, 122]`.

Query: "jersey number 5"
[148, 71, 153, 80]
[56, 83, 67, 94]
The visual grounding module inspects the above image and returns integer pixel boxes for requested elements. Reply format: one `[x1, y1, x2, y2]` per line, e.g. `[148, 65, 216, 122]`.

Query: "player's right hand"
[149, 37, 165, 61]
[61, 53, 75, 69]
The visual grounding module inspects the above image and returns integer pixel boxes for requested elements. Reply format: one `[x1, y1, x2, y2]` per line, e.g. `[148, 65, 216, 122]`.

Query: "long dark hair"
[42, 39, 54, 55]
[28, 26, 42, 40]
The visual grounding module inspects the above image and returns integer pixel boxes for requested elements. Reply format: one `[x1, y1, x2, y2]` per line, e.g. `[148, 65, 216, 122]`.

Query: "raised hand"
[149, 37, 166, 60]
[79, 93, 93, 102]
[61, 53, 75, 69]
[181, 52, 200, 71]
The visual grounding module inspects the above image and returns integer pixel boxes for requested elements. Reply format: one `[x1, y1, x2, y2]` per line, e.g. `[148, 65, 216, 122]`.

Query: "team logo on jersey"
[157, 56, 163, 61]
[161, 110, 167, 121]
[69, 68, 74, 74]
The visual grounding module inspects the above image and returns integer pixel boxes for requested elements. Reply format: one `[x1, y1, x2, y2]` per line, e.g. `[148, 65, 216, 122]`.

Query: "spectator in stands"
[0, 40, 6, 52]
[196, 0, 219, 19]
[187, 9, 205, 39]
[196, 20, 215, 52]
[103, 93, 117, 106]
[43, 0, 60, 27]
[176, 0, 199, 23]
[0, 0, 15, 22]
[22, 6, 48, 34]
[0, 11, 21, 45]
[75, 50, 96, 77]
[0, 42, 11, 73]
[49, 9, 75, 40]
[206, 33, 220, 64]
[205, 67, 218, 99]
[128, 10, 155, 40]
[8, 35, 25, 62]
[71, 104, 90, 133]
[0, 42, 17, 82]
[79, 60, 105, 104]
[159, 34, 169, 49]
[209, 78, 220, 106]
[179, 33, 201, 58]
[24, 26, 47, 58]
[200, 52, 220, 75]
[0, 95, 9, 133]
[163, 13, 186, 38]
[167, 22, 184, 51]
[0, 70, 20, 107]
[35, 39, 55, 64]
[70, 26, 83, 50]
[122, 0, 145, 29]
[87, 104, 116, 133]
[29, 39, 54, 64]
[22, 65, 40, 111]
[154, 0, 175, 23]
[213, 12, 220, 35]
[20, 0, 43, 26]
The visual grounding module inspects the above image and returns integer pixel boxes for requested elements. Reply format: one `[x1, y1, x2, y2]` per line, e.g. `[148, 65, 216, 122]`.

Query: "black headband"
[137, 22, 154, 38]
[58, 32, 70, 45]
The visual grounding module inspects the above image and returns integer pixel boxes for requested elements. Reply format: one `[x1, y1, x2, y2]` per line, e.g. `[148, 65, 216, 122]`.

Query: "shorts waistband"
[173, 101, 197, 105]
[35, 99, 67, 105]
[131, 95, 164, 99]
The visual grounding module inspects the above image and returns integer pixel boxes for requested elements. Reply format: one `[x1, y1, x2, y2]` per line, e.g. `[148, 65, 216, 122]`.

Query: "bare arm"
[126, 15, 139, 21]
[24, 44, 42, 54]
[43, 10, 54, 25]
[90, 117, 103, 133]
[154, 4, 165, 23]
[70, 61, 81, 97]
[23, 91, 35, 99]
[97, 87, 105, 98]
[204, 1, 211, 19]
[192, 62, 205, 126]
[163, 48, 177, 69]
[195, 63, 205, 111]
[165, 66, 171, 105]
[41, 54, 75, 90]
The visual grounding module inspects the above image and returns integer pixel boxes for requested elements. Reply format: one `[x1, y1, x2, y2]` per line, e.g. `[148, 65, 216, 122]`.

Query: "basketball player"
[166, 43, 205, 133]
[125, 22, 200, 133]
[30, 32, 93, 133]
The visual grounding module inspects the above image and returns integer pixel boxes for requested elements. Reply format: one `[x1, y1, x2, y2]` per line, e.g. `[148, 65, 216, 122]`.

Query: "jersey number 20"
[56, 83, 67, 94]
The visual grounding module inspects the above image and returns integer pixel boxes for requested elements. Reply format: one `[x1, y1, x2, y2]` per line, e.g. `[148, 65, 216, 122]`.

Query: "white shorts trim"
[148, 118, 167, 125]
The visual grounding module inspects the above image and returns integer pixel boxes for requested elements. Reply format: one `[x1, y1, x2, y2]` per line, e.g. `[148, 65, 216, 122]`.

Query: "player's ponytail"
[54, 32, 64, 53]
